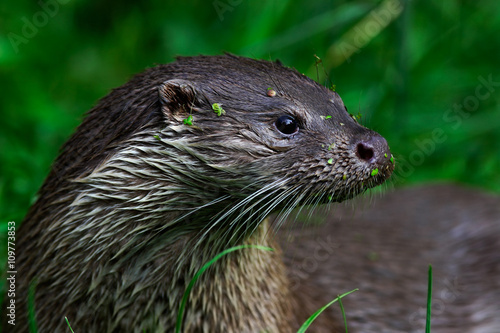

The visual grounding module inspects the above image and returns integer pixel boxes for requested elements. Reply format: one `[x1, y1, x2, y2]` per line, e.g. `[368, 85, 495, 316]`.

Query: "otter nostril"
[354, 135, 391, 166]
[357, 143, 374, 162]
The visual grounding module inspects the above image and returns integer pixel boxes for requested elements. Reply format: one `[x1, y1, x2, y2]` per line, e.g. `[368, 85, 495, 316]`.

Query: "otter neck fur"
[12, 55, 393, 332]
[22, 131, 296, 331]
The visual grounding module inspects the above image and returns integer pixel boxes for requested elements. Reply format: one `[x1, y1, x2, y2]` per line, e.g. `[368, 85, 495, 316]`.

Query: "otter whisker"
[226, 183, 303, 245]
[195, 179, 288, 247]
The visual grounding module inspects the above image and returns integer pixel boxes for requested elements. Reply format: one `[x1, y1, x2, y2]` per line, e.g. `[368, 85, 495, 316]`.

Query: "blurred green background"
[1, 0, 499, 227]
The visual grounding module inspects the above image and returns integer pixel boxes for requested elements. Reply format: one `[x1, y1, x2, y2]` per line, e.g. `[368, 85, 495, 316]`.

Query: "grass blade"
[28, 279, 38, 333]
[338, 293, 349, 333]
[65, 317, 75, 333]
[426, 264, 433, 333]
[297, 288, 358, 333]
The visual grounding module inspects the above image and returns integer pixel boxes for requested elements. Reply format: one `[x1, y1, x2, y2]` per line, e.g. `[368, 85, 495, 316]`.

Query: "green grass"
[297, 289, 358, 333]
[65, 317, 75, 333]
[28, 280, 37, 333]
[178, 253, 434, 332]
[10, 246, 433, 332]
[338, 293, 350, 333]
[176, 245, 357, 333]
[426, 265, 433, 333]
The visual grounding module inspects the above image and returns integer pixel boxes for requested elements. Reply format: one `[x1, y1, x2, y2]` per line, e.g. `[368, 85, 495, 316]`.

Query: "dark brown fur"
[5, 54, 397, 332]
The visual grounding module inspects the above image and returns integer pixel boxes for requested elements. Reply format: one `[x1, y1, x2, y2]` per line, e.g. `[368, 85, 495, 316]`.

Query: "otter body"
[8, 55, 397, 332]
[284, 184, 500, 332]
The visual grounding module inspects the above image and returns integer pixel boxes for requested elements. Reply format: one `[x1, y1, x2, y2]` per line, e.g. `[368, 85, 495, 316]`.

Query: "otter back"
[284, 184, 500, 332]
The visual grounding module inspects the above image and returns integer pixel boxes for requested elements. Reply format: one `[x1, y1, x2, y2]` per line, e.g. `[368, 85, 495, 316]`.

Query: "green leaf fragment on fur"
[328, 143, 335, 150]
[390, 156, 394, 164]
[342, 174, 346, 180]
[153, 135, 161, 141]
[327, 158, 333, 164]
[325, 115, 332, 119]
[371, 168, 379, 176]
[384, 153, 387, 158]
[183, 115, 193, 126]
[212, 103, 225, 116]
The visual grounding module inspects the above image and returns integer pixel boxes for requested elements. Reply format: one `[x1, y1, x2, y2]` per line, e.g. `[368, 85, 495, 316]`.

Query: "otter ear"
[158, 79, 208, 120]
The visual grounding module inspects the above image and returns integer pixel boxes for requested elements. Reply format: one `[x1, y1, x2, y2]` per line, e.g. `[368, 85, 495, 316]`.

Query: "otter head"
[148, 55, 395, 235]
[47, 55, 394, 246]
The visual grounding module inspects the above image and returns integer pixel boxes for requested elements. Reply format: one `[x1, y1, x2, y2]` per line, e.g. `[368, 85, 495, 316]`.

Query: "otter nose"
[355, 135, 391, 166]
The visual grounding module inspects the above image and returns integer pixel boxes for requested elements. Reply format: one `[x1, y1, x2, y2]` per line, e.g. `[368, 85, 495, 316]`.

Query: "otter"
[6, 54, 395, 332]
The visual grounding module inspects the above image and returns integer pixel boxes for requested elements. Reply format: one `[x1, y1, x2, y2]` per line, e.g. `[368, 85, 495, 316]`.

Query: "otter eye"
[275, 115, 299, 135]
